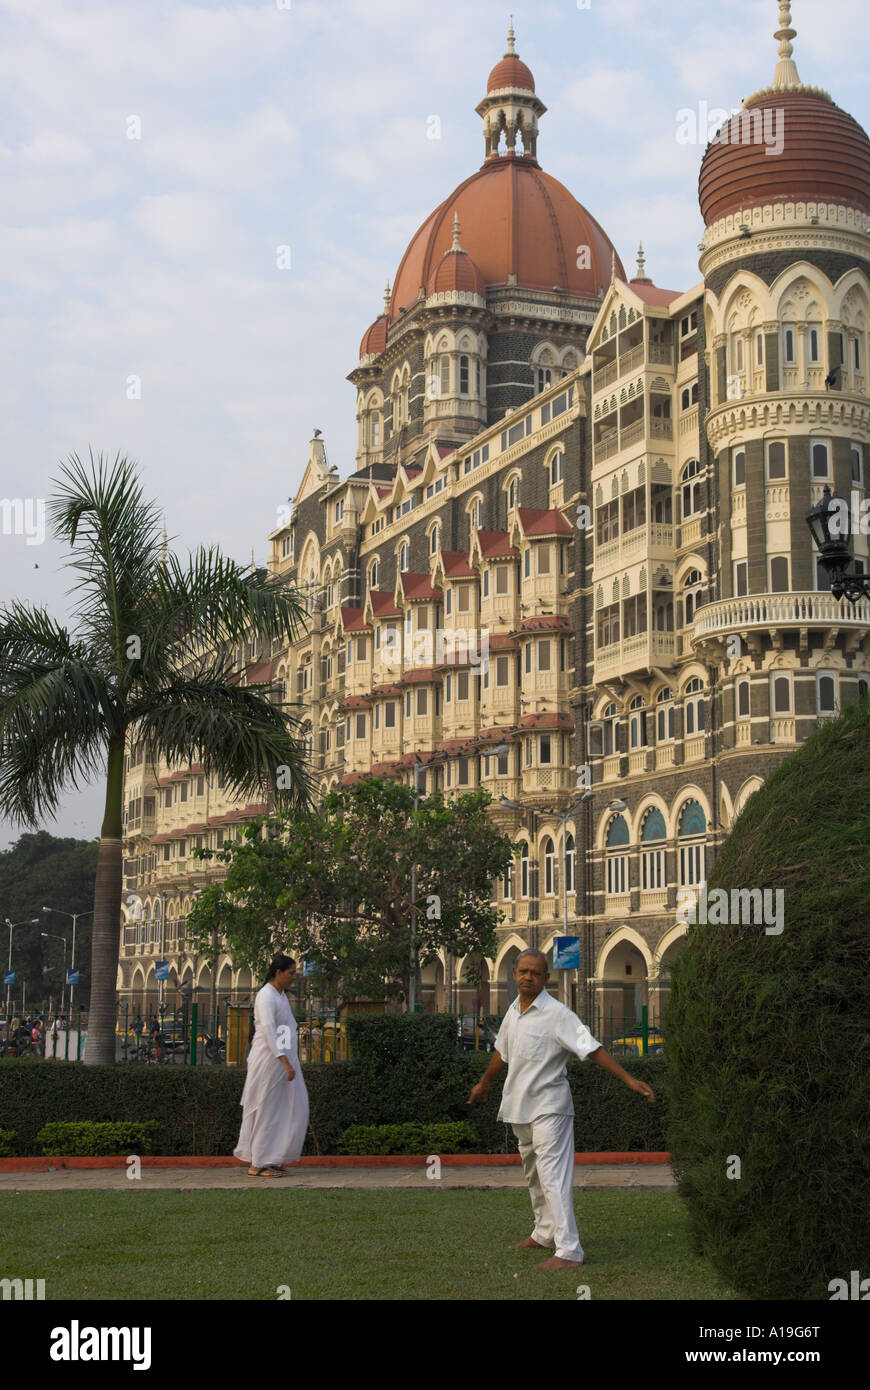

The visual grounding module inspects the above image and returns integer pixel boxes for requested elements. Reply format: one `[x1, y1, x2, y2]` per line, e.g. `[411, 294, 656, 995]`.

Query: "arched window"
[629, 695, 647, 749]
[640, 808, 667, 891]
[543, 837, 556, 896]
[550, 450, 564, 486]
[605, 814, 629, 896]
[369, 560, 379, 590]
[736, 678, 751, 719]
[537, 366, 552, 393]
[507, 476, 519, 511]
[565, 833, 575, 894]
[681, 459, 702, 518]
[440, 355, 450, 397]
[677, 799, 706, 886]
[503, 854, 514, 900]
[398, 542, 409, 572]
[429, 523, 440, 556]
[733, 448, 746, 488]
[520, 843, 530, 898]
[682, 569, 704, 625]
[684, 677, 705, 735]
[459, 355, 470, 395]
[656, 687, 675, 742]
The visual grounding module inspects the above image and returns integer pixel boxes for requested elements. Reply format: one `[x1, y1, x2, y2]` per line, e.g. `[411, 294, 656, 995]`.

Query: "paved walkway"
[0, 1163, 675, 1192]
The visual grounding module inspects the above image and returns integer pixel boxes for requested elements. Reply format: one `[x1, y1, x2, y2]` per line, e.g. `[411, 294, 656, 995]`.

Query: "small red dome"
[427, 247, 486, 298]
[359, 314, 387, 359]
[699, 92, 870, 226]
[487, 54, 534, 94]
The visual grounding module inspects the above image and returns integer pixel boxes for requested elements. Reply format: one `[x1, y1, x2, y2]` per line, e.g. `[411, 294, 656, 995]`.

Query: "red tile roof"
[400, 668, 441, 684]
[441, 551, 477, 577]
[514, 615, 571, 633]
[370, 761, 402, 777]
[341, 695, 370, 710]
[477, 724, 519, 745]
[340, 772, 364, 786]
[370, 684, 404, 697]
[341, 606, 368, 631]
[627, 280, 683, 306]
[400, 573, 442, 601]
[440, 737, 477, 755]
[246, 659, 273, 683]
[369, 591, 403, 618]
[517, 507, 573, 537]
[517, 712, 574, 731]
[478, 529, 519, 558]
[487, 634, 519, 651]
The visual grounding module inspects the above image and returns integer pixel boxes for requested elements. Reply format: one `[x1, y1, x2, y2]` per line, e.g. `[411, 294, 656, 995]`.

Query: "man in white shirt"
[469, 949, 655, 1270]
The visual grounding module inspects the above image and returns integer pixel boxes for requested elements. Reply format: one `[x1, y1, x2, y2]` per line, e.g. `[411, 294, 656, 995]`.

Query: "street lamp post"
[4, 918, 39, 1019]
[806, 486, 870, 602]
[41, 907, 93, 1015]
[40, 933, 68, 1014]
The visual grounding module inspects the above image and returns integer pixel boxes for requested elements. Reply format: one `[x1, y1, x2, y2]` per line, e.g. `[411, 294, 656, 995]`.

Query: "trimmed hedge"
[336, 1121, 480, 1155]
[0, 1126, 16, 1156]
[0, 1015, 668, 1156]
[36, 1121, 160, 1156]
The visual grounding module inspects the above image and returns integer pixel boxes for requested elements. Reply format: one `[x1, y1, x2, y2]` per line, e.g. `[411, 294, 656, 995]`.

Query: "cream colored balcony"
[596, 631, 676, 678]
[693, 592, 870, 650]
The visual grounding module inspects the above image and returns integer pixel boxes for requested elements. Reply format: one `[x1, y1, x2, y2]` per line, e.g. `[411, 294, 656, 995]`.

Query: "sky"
[1, 0, 868, 849]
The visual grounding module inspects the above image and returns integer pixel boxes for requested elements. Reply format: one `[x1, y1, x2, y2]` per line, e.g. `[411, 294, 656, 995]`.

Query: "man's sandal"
[248, 1165, 286, 1177]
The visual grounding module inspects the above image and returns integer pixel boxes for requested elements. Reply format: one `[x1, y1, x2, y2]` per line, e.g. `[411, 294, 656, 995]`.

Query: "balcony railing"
[693, 591, 870, 641]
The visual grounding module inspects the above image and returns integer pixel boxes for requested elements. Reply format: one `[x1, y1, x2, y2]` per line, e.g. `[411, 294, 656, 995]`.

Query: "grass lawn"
[1, 1188, 739, 1300]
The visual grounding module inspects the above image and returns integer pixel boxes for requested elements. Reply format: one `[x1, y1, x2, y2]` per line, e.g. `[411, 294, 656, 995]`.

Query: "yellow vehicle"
[610, 1027, 664, 1057]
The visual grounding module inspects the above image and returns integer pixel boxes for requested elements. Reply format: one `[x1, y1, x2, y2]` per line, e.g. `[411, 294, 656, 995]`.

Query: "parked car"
[610, 1027, 664, 1057]
[457, 1014, 499, 1052]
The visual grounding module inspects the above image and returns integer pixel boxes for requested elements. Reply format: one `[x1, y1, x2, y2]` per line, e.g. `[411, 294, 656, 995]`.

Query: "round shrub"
[665, 695, 870, 1299]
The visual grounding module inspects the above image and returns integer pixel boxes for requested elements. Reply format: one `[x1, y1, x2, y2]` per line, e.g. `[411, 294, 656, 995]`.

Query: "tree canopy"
[186, 777, 516, 1004]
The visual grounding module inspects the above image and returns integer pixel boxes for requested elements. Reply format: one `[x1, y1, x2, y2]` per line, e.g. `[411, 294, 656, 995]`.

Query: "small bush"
[0, 1127, 16, 1156]
[336, 1121, 480, 1155]
[36, 1121, 160, 1156]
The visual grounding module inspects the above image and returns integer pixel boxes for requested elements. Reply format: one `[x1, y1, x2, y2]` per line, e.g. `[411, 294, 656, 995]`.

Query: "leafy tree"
[0, 451, 312, 1063]
[186, 778, 515, 1005]
[0, 831, 98, 1010]
[665, 693, 870, 1299]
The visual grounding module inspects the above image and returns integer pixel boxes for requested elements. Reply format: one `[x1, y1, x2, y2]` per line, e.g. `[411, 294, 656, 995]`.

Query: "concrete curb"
[0, 1151, 671, 1171]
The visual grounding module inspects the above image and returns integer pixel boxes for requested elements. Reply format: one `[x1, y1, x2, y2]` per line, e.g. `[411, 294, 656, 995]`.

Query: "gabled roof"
[517, 507, 573, 537]
[341, 606, 369, 632]
[440, 551, 477, 578]
[400, 573, 442, 601]
[367, 590, 402, 619]
[476, 529, 519, 559]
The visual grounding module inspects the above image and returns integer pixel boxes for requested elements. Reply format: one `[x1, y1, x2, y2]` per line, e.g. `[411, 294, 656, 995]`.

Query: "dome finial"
[383, 280, 391, 314]
[506, 16, 516, 54]
[451, 213, 462, 252]
[636, 242, 645, 278]
[772, 1, 801, 89]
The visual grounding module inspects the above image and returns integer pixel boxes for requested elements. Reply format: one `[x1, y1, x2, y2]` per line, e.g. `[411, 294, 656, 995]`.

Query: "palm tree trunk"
[84, 736, 125, 1065]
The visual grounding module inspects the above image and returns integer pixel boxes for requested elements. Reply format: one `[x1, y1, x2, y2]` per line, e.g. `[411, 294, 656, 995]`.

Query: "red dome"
[359, 314, 387, 359]
[390, 156, 623, 319]
[487, 54, 534, 94]
[427, 245, 486, 298]
[699, 92, 870, 226]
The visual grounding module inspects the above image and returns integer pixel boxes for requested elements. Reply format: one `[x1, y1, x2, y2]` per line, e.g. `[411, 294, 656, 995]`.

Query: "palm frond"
[128, 679, 314, 809]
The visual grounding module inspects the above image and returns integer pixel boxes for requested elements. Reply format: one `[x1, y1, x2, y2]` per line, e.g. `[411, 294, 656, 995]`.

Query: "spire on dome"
[383, 280, 391, 314]
[632, 242, 652, 284]
[479, 20, 545, 161]
[451, 213, 462, 251]
[771, 1, 801, 89]
[506, 17, 516, 55]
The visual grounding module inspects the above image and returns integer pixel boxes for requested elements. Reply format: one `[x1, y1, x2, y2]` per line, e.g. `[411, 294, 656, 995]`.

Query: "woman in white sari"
[234, 955, 309, 1177]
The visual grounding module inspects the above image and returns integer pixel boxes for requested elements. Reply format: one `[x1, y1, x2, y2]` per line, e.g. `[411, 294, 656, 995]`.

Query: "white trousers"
[511, 1112, 583, 1262]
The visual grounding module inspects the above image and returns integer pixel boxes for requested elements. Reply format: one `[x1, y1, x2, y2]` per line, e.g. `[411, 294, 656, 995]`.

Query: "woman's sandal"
[248, 1165, 286, 1177]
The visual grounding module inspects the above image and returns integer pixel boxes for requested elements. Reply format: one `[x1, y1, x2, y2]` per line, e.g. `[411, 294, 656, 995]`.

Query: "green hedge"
[36, 1121, 160, 1156]
[336, 1121, 480, 1155]
[0, 1021, 669, 1156]
[0, 1126, 16, 1156]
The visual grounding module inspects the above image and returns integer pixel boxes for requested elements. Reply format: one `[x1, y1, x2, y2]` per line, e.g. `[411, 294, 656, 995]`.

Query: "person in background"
[235, 954, 309, 1178]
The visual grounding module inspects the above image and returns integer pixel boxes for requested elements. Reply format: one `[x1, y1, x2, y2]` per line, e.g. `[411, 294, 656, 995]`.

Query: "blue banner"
[553, 936, 580, 970]
[66, 969, 80, 986]
[3, 971, 14, 985]
[155, 961, 170, 981]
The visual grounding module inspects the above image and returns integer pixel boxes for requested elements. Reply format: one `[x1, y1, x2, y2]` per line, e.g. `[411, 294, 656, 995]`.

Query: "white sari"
[234, 984, 309, 1168]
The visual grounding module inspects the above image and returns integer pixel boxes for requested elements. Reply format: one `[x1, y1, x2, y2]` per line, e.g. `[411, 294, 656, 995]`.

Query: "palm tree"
[0, 451, 312, 1064]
